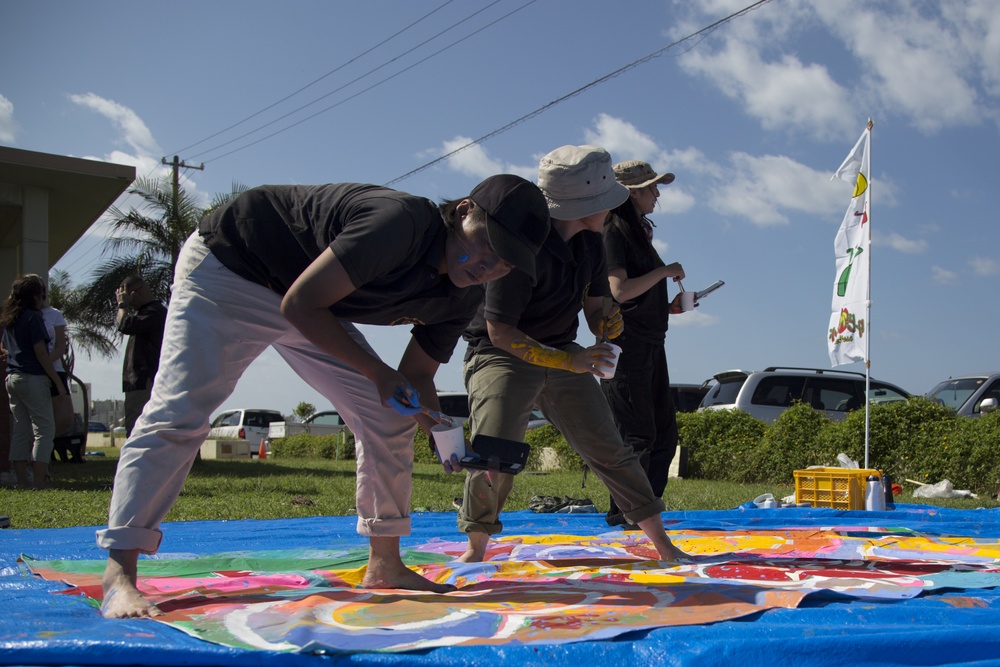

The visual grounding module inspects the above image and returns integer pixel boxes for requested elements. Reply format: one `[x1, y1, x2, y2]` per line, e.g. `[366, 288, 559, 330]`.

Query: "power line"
[167, 0, 459, 158]
[384, 0, 773, 186]
[58, 3, 507, 280]
[58, 3, 483, 279]
[188, 0, 520, 163]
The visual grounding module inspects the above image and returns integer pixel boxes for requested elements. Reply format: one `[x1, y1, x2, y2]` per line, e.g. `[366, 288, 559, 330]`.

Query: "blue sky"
[2, 0, 998, 418]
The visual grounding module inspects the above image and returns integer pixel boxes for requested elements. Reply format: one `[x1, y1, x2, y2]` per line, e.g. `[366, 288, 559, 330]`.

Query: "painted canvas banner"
[23, 525, 1000, 654]
[828, 123, 872, 366]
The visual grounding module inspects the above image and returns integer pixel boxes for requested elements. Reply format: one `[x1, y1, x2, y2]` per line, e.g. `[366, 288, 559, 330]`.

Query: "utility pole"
[160, 155, 204, 220]
[160, 155, 204, 266]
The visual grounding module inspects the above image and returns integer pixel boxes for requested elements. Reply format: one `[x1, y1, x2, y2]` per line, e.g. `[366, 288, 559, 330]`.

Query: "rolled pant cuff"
[95, 526, 164, 554]
[622, 498, 666, 526]
[457, 518, 504, 536]
[355, 516, 411, 537]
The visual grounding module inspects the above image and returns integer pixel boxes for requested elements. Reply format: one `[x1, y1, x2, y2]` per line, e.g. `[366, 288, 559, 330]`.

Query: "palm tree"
[73, 177, 248, 340]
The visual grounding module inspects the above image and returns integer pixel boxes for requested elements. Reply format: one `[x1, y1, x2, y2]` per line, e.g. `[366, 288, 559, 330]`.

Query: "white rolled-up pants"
[97, 233, 416, 554]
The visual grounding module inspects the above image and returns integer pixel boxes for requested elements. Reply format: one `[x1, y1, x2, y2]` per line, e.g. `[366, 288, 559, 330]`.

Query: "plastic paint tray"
[794, 467, 881, 510]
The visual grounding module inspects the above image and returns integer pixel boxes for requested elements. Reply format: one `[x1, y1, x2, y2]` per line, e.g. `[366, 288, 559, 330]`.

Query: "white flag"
[828, 125, 871, 366]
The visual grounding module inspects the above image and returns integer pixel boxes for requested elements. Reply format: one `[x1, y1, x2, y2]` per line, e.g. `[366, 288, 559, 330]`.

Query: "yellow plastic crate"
[794, 467, 881, 510]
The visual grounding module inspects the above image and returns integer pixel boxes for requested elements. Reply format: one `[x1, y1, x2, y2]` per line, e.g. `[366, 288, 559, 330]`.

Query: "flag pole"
[863, 118, 873, 469]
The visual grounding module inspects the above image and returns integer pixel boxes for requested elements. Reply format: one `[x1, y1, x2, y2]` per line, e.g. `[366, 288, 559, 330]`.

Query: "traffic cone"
[258, 438, 267, 460]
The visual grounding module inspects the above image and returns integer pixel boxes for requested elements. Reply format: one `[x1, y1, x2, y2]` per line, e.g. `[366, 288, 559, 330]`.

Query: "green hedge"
[269, 398, 1000, 496]
[680, 398, 1000, 495]
[270, 430, 355, 460]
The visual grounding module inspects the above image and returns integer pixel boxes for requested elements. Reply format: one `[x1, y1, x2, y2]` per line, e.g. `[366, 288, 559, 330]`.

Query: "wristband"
[118, 303, 128, 309]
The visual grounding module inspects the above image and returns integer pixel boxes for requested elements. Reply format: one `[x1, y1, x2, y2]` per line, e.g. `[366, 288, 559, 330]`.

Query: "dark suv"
[699, 367, 910, 423]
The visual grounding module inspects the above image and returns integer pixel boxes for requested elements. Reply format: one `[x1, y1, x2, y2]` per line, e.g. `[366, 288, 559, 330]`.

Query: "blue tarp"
[3, 505, 1000, 666]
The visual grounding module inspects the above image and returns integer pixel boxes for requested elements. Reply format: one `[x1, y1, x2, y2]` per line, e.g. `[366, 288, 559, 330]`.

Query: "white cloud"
[583, 113, 660, 161]
[708, 152, 843, 226]
[440, 137, 534, 180]
[969, 256, 1000, 275]
[675, 1, 1000, 137]
[669, 310, 719, 327]
[0, 94, 16, 143]
[817, 2, 984, 132]
[677, 34, 854, 140]
[931, 266, 958, 284]
[655, 188, 696, 216]
[877, 232, 927, 254]
[69, 93, 160, 157]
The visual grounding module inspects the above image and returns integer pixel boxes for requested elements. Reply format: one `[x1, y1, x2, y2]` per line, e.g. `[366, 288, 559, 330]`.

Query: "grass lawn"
[1, 444, 994, 530]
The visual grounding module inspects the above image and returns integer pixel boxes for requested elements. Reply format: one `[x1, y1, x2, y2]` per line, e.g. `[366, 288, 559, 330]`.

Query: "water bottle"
[882, 473, 895, 510]
[866, 475, 886, 511]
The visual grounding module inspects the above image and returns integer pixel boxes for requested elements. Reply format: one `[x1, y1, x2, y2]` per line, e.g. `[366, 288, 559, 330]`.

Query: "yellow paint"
[512, 338, 574, 371]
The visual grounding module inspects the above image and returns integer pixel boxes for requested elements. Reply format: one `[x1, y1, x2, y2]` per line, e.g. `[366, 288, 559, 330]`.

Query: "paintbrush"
[600, 294, 613, 343]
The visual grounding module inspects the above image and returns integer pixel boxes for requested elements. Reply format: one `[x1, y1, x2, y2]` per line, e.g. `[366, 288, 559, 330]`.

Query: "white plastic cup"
[431, 420, 465, 464]
[679, 291, 696, 312]
[595, 343, 622, 379]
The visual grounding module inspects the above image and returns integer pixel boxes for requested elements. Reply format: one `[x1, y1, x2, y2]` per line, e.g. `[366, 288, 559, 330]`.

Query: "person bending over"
[98, 176, 550, 618]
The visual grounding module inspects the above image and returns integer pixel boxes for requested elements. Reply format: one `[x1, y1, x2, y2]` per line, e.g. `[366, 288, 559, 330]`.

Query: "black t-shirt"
[603, 216, 669, 344]
[198, 183, 481, 363]
[464, 228, 609, 357]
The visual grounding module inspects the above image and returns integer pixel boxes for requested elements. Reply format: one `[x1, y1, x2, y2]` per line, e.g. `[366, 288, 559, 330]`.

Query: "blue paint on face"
[459, 254, 469, 263]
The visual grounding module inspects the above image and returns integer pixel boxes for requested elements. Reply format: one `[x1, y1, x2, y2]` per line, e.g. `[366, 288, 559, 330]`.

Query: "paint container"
[431, 420, 465, 464]
[679, 291, 697, 312]
[865, 475, 886, 511]
[595, 343, 622, 379]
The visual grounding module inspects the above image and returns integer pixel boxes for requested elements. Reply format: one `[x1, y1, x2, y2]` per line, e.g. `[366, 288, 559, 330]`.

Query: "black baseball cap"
[470, 174, 550, 284]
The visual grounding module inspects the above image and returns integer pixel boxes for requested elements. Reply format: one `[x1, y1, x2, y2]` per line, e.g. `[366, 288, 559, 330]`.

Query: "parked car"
[437, 391, 471, 423]
[437, 391, 551, 432]
[267, 409, 348, 441]
[87, 420, 109, 433]
[303, 410, 347, 427]
[925, 373, 1000, 418]
[671, 383, 709, 413]
[698, 366, 910, 424]
[208, 409, 284, 447]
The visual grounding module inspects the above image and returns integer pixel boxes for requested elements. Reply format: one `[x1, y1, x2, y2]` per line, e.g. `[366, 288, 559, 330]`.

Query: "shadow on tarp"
[3, 505, 1000, 667]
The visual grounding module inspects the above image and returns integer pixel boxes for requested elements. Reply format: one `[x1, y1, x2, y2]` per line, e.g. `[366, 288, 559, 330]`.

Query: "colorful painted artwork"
[23, 526, 1000, 653]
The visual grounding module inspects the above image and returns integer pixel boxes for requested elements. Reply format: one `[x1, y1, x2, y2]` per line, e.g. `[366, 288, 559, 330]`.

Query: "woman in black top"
[601, 160, 686, 526]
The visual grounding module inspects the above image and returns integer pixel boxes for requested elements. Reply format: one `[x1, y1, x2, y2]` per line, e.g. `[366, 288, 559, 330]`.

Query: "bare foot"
[658, 541, 688, 561]
[364, 536, 454, 593]
[637, 515, 688, 562]
[101, 549, 162, 618]
[362, 561, 454, 593]
[455, 532, 488, 563]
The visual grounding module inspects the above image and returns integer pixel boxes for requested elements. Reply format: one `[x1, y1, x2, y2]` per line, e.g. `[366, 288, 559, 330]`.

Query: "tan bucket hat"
[613, 160, 675, 188]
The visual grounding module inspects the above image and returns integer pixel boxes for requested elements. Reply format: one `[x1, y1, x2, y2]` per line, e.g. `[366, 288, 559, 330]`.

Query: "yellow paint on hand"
[512, 338, 574, 371]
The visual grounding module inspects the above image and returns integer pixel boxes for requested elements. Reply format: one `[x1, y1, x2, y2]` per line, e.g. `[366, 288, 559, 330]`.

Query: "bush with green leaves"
[271, 431, 354, 460]
[524, 424, 584, 471]
[813, 397, 960, 483]
[678, 409, 767, 482]
[271, 397, 1000, 496]
[749, 402, 837, 483]
[953, 411, 1000, 494]
[524, 424, 575, 470]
